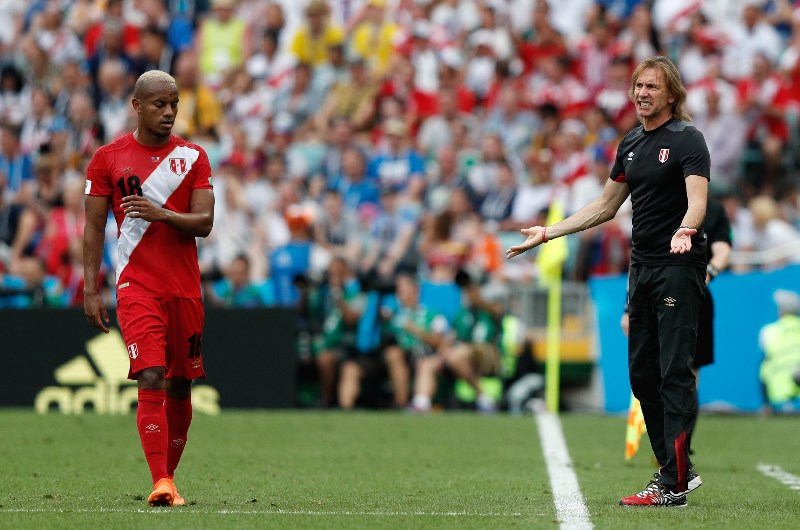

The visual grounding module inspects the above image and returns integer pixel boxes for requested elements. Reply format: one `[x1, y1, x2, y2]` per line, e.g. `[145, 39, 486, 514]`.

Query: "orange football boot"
[148, 478, 175, 507]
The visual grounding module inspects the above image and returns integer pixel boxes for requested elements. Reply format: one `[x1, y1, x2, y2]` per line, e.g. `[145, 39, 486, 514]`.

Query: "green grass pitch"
[1, 410, 798, 529]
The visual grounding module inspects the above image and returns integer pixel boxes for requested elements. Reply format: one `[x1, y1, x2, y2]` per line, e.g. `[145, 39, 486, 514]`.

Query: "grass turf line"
[0, 410, 552, 529]
[2, 410, 798, 529]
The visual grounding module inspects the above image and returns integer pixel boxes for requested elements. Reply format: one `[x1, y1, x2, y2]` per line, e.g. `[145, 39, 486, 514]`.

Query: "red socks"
[165, 395, 193, 479]
[137, 389, 168, 485]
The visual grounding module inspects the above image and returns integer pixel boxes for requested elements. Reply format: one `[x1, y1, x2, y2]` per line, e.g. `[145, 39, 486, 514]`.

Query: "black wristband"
[706, 264, 719, 280]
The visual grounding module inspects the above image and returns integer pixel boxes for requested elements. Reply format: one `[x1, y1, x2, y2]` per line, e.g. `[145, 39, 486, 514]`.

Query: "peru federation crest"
[658, 149, 670, 164]
[169, 158, 187, 175]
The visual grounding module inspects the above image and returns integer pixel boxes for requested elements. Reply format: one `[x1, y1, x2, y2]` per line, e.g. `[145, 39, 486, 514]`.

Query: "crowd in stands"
[3, 0, 800, 408]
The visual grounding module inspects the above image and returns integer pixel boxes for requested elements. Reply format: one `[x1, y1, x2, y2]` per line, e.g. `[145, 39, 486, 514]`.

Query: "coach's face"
[632, 67, 674, 127]
[133, 81, 179, 139]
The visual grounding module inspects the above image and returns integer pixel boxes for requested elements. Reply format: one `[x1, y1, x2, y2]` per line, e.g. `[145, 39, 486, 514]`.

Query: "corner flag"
[536, 200, 568, 413]
[625, 393, 647, 460]
[536, 201, 568, 288]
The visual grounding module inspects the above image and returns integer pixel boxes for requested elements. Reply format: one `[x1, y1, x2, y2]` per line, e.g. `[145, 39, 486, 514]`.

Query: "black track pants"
[627, 263, 705, 492]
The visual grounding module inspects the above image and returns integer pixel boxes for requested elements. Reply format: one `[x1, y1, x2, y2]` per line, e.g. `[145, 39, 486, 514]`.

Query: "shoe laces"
[637, 480, 664, 498]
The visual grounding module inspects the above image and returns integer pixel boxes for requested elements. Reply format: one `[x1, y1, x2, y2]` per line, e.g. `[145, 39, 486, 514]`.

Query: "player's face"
[134, 82, 179, 139]
[632, 67, 674, 128]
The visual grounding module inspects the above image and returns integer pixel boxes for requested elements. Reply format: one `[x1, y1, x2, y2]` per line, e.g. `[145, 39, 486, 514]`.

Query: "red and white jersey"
[85, 133, 212, 300]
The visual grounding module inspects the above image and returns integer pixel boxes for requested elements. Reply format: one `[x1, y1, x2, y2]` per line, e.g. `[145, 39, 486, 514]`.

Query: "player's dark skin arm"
[122, 187, 215, 237]
[83, 195, 111, 334]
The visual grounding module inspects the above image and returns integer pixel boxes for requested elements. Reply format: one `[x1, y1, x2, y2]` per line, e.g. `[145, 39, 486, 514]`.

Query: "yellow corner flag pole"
[625, 393, 647, 460]
[536, 200, 568, 413]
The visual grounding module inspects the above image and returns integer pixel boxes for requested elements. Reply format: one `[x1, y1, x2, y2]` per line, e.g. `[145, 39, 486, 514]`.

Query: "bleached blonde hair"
[133, 70, 177, 99]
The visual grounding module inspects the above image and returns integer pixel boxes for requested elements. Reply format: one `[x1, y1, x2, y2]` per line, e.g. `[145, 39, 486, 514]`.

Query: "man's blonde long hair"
[629, 56, 692, 124]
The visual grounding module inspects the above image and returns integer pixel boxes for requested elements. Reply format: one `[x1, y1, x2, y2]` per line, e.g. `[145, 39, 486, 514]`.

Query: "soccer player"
[83, 70, 214, 507]
[507, 56, 710, 507]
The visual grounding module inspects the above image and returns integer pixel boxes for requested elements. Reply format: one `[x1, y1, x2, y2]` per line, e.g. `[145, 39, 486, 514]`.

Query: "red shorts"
[117, 296, 207, 381]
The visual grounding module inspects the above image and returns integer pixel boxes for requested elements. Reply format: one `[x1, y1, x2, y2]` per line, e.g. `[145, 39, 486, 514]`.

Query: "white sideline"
[757, 463, 800, 491]
[535, 409, 593, 529]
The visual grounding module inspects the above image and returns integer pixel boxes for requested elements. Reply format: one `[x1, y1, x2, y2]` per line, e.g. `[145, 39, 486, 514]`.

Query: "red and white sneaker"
[619, 478, 687, 507]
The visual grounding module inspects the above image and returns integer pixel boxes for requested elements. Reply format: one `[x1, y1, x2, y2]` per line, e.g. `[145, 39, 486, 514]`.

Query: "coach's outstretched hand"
[670, 226, 697, 254]
[506, 226, 546, 259]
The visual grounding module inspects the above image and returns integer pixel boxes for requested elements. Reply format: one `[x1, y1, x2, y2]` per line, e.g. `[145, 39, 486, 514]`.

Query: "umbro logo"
[627, 152, 635, 160]
[172, 439, 186, 447]
[146, 424, 160, 432]
[664, 297, 676, 307]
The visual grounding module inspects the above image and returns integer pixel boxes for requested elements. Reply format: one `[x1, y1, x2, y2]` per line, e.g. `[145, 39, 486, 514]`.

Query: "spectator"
[315, 56, 379, 134]
[63, 91, 105, 169]
[481, 85, 539, 158]
[0, 255, 62, 308]
[389, 272, 449, 411]
[198, 0, 248, 87]
[52, 60, 88, 120]
[479, 159, 517, 228]
[86, 18, 137, 90]
[207, 254, 274, 308]
[0, 123, 34, 206]
[692, 88, 747, 190]
[467, 132, 520, 201]
[359, 187, 419, 284]
[273, 62, 321, 136]
[0, 65, 30, 127]
[418, 209, 468, 283]
[424, 144, 469, 214]
[736, 52, 793, 196]
[137, 25, 176, 75]
[19, 88, 55, 157]
[246, 28, 295, 89]
[32, 1, 84, 68]
[172, 53, 222, 140]
[527, 54, 590, 118]
[288, 0, 345, 67]
[367, 119, 425, 193]
[96, 59, 132, 143]
[515, 0, 568, 75]
[268, 204, 325, 307]
[759, 289, 800, 412]
[417, 272, 505, 412]
[350, 0, 399, 77]
[464, 29, 498, 101]
[310, 39, 349, 100]
[748, 195, 800, 270]
[0, 170, 24, 263]
[722, 2, 782, 80]
[83, 0, 141, 58]
[330, 146, 378, 210]
[313, 188, 361, 260]
[316, 257, 367, 408]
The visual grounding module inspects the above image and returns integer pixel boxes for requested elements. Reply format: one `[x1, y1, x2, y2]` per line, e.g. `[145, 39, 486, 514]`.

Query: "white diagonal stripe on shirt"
[116, 145, 201, 284]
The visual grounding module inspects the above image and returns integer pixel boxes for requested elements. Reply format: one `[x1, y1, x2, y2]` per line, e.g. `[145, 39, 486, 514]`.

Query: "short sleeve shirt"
[85, 133, 212, 299]
[609, 119, 710, 266]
